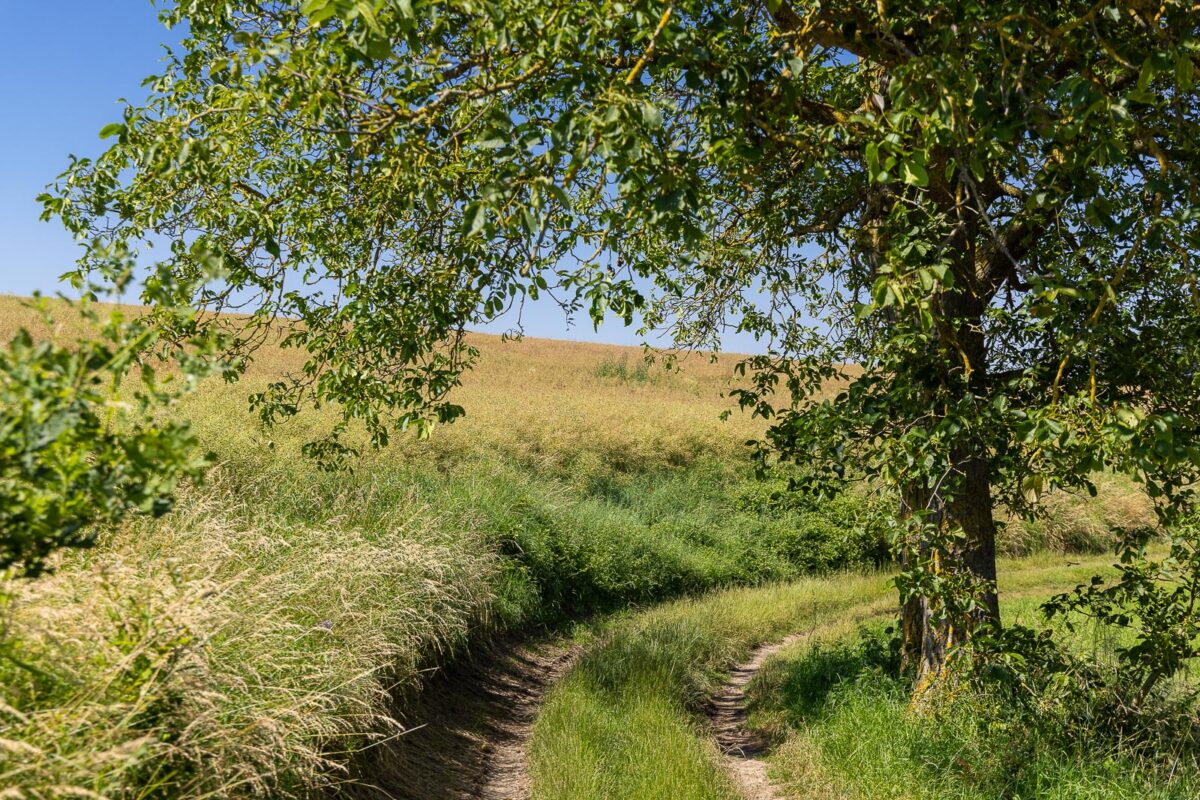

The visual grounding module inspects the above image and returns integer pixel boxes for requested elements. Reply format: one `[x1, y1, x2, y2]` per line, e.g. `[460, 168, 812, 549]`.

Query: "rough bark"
[899, 295, 1001, 690]
[900, 460, 1000, 689]
[947, 295, 1002, 629]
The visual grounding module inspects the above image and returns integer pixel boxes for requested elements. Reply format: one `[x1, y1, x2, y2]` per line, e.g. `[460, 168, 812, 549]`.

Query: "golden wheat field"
[0, 293, 767, 471]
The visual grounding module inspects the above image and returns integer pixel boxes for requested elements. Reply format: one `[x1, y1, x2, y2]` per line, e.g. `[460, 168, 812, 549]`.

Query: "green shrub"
[0, 319, 210, 576]
[760, 624, 1200, 800]
[736, 481, 892, 572]
[973, 520, 1200, 764]
[593, 355, 662, 385]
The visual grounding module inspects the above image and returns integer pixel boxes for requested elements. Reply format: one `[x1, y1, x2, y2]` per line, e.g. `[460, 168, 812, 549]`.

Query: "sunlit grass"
[745, 556, 1199, 800]
[0, 295, 802, 798]
[528, 554, 1149, 800]
[0, 295, 1166, 798]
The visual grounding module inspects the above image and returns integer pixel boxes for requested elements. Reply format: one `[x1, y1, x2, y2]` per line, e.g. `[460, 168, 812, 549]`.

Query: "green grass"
[0, 434, 889, 798]
[761, 666, 1196, 800]
[0, 296, 1165, 799]
[527, 553, 1165, 800]
[529, 572, 894, 800]
[742, 566, 1200, 800]
[752, 624, 1199, 800]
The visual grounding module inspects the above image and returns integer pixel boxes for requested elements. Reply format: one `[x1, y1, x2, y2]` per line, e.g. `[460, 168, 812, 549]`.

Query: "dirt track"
[342, 629, 803, 800]
[341, 638, 579, 800]
[708, 634, 807, 800]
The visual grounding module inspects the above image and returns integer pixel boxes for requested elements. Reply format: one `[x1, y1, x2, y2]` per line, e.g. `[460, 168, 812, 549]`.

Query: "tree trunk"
[900, 454, 1001, 693]
[899, 300, 1001, 693]
[949, 448, 1001, 626]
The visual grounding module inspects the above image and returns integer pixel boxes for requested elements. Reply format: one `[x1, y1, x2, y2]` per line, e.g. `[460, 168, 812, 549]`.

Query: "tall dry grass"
[1000, 471, 1157, 557]
[1, 470, 497, 798]
[0, 294, 1160, 798]
[0, 293, 762, 474]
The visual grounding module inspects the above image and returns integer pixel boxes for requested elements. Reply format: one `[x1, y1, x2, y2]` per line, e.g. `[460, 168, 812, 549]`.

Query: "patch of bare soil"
[708, 634, 807, 800]
[340, 637, 579, 800]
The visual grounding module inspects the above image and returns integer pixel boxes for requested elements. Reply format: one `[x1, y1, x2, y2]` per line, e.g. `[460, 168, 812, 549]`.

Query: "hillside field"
[0, 296, 1156, 799]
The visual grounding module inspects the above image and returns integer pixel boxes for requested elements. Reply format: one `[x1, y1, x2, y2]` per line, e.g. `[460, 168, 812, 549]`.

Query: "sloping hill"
[0, 295, 1153, 799]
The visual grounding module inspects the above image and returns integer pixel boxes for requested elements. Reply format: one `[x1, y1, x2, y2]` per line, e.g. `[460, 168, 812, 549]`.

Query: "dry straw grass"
[1000, 471, 1157, 557]
[0, 293, 762, 473]
[1, 471, 498, 798]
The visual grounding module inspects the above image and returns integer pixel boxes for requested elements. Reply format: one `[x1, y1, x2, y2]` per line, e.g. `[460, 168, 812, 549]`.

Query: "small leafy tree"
[44, 1, 1200, 688]
[0, 293, 217, 577]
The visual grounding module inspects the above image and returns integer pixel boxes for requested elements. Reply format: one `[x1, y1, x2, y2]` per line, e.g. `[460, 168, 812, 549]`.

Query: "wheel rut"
[475, 643, 579, 800]
[708, 633, 807, 800]
[342, 637, 579, 800]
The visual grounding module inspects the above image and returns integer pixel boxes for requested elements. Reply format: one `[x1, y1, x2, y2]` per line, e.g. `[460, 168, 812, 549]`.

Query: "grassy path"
[525, 553, 1120, 800]
[529, 575, 895, 800]
[708, 633, 807, 800]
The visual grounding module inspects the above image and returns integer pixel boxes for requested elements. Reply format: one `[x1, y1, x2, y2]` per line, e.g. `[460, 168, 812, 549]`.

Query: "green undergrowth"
[1, 428, 892, 798]
[205, 447, 894, 624]
[527, 554, 1134, 800]
[0, 369, 1158, 799]
[748, 610, 1200, 799]
[529, 573, 896, 800]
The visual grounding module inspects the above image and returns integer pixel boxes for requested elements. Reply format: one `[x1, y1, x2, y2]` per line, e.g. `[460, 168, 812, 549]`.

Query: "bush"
[975, 519, 1200, 762]
[761, 624, 1200, 799]
[735, 480, 892, 572]
[0, 321, 209, 576]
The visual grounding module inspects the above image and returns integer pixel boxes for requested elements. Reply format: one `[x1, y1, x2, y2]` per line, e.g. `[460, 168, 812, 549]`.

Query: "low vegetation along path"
[463, 633, 811, 800]
[402, 560, 1113, 800]
[708, 634, 806, 800]
[437, 631, 808, 800]
[468, 632, 808, 800]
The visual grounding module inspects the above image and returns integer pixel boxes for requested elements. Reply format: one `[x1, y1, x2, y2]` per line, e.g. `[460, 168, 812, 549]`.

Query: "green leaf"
[355, 1, 382, 34]
[544, 182, 571, 209]
[463, 202, 487, 237]
[865, 141, 880, 174]
[475, 133, 508, 149]
[1176, 54, 1195, 91]
[901, 159, 928, 187]
[641, 102, 663, 128]
[300, 0, 338, 24]
[98, 123, 126, 140]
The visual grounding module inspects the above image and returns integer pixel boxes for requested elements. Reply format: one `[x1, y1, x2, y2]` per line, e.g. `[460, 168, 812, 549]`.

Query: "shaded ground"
[708, 634, 807, 800]
[341, 637, 579, 800]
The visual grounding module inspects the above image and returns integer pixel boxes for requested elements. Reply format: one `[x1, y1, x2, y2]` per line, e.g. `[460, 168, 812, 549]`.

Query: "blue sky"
[0, 4, 175, 299]
[0, 2, 764, 352]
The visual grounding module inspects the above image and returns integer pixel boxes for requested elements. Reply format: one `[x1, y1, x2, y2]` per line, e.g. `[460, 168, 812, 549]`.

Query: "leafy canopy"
[45, 1, 1200, 525]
